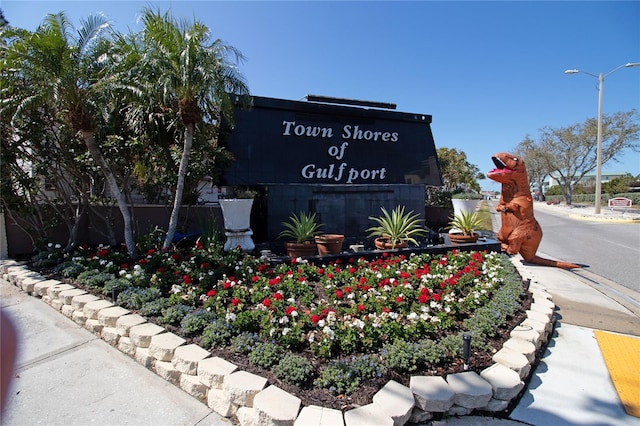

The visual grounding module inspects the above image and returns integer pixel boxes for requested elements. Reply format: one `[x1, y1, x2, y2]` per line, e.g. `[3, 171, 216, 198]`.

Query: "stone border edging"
[0, 258, 553, 426]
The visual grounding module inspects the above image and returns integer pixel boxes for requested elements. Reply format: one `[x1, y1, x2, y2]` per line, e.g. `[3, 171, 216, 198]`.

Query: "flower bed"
[30, 241, 529, 410]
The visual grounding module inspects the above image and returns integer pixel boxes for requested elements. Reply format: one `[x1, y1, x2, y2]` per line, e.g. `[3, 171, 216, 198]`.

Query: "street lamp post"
[564, 62, 640, 214]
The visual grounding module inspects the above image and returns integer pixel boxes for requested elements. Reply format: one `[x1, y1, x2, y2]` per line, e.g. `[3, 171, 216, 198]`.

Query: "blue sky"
[3, 1, 639, 191]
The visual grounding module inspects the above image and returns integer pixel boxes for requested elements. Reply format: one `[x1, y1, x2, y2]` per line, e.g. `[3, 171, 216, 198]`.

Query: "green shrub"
[248, 342, 285, 368]
[159, 304, 192, 326]
[139, 298, 171, 317]
[181, 309, 215, 337]
[55, 261, 85, 278]
[230, 332, 259, 354]
[200, 320, 234, 349]
[381, 340, 422, 372]
[117, 287, 162, 310]
[274, 354, 314, 387]
[102, 277, 132, 298]
[75, 269, 115, 289]
[316, 355, 387, 395]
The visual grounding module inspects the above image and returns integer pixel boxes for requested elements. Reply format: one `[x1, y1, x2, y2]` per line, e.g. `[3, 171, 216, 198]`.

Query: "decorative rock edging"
[0, 258, 554, 426]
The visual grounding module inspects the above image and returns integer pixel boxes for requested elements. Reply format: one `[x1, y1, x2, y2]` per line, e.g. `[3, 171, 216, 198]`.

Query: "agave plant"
[278, 211, 323, 243]
[447, 210, 484, 236]
[367, 206, 426, 248]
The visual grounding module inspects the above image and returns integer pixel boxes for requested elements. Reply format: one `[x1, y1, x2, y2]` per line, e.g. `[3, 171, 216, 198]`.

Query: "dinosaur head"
[487, 153, 527, 183]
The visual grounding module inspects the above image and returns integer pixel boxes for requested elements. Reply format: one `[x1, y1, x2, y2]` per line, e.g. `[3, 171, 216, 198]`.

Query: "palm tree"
[1, 12, 137, 256]
[139, 9, 250, 250]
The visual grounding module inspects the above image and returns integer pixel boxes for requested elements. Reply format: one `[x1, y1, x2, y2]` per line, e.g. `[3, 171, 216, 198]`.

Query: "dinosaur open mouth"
[488, 156, 514, 174]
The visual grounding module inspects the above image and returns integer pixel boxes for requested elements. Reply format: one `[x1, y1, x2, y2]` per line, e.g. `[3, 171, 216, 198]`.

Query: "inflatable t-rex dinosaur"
[487, 152, 580, 269]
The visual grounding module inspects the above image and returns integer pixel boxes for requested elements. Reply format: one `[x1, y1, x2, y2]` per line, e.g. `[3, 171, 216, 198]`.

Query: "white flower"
[48, 243, 53, 248]
[170, 284, 183, 294]
[282, 327, 291, 336]
[322, 326, 335, 339]
[226, 312, 236, 322]
[318, 319, 326, 327]
[351, 319, 365, 329]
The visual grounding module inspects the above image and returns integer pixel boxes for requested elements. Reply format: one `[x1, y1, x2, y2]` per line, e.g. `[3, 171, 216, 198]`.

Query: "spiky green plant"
[447, 210, 485, 236]
[367, 206, 426, 248]
[278, 211, 323, 243]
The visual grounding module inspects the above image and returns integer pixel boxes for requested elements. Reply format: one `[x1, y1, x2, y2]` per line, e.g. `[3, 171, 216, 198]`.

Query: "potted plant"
[218, 188, 257, 251]
[279, 211, 323, 257]
[451, 192, 484, 217]
[447, 210, 484, 244]
[315, 233, 345, 256]
[367, 206, 426, 250]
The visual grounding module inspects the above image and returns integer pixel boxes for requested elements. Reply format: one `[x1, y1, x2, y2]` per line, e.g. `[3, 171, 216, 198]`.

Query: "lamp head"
[564, 69, 579, 74]
[625, 62, 640, 68]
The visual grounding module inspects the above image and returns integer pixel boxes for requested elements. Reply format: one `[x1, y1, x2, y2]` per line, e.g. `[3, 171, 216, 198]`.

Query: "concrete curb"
[0, 258, 554, 426]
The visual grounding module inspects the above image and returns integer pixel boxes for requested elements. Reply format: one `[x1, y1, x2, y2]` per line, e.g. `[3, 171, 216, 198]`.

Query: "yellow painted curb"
[568, 214, 640, 223]
[594, 330, 640, 418]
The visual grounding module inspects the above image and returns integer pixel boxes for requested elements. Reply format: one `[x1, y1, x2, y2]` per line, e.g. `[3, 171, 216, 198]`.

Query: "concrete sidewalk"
[0, 280, 230, 426]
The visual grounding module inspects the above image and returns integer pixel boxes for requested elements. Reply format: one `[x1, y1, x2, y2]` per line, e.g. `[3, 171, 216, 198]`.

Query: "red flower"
[251, 275, 260, 282]
[201, 262, 209, 269]
[207, 289, 216, 297]
[183, 275, 192, 284]
[348, 267, 356, 274]
[395, 296, 404, 303]
[310, 315, 321, 324]
[258, 263, 267, 271]
[344, 286, 352, 293]
[147, 249, 155, 255]
[138, 258, 148, 265]
[273, 292, 284, 301]
[433, 293, 441, 301]
[357, 304, 365, 312]
[231, 298, 241, 306]
[285, 306, 297, 316]
[335, 289, 344, 299]
[97, 249, 109, 257]
[171, 253, 180, 260]
[222, 281, 232, 289]
[156, 267, 164, 273]
[268, 277, 281, 286]
[262, 298, 271, 307]
[120, 263, 129, 270]
[317, 268, 324, 275]
[418, 294, 430, 304]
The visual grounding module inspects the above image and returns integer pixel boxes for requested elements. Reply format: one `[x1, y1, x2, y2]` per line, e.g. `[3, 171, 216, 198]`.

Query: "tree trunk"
[81, 131, 136, 257]
[163, 123, 194, 250]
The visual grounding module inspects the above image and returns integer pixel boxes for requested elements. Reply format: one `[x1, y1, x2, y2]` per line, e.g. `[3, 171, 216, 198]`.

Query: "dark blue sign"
[222, 96, 442, 186]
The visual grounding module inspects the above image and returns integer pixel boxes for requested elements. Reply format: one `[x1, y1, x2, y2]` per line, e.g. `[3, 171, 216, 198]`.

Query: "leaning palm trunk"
[163, 123, 194, 250]
[82, 131, 136, 257]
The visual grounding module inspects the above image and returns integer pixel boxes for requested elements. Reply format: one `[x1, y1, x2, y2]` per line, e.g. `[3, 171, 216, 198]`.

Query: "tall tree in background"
[1, 12, 137, 256]
[514, 135, 550, 198]
[436, 147, 485, 193]
[517, 110, 639, 204]
[139, 9, 250, 250]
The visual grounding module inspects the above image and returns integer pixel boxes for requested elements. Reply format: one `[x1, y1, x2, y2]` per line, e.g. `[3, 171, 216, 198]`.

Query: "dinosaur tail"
[526, 255, 580, 269]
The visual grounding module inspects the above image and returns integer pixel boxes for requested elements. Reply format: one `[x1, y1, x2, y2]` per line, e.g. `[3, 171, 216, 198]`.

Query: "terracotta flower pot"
[374, 237, 409, 250]
[448, 233, 480, 244]
[284, 241, 317, 257]
[315, 234, 345, 255]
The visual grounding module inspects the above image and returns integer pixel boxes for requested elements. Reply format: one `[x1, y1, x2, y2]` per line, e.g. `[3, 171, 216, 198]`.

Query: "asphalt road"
[533, 208, 640, 293]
